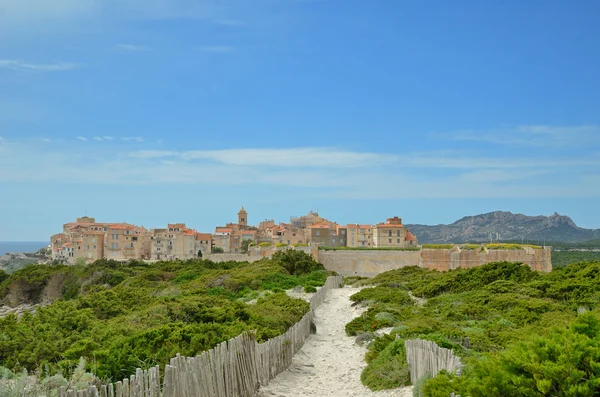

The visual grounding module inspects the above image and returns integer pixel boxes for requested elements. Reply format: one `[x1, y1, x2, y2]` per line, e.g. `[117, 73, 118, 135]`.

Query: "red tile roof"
[195, 233, 213, 241]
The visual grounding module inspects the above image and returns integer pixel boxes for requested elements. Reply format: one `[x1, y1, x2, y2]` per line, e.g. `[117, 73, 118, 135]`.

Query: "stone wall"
[317, 250, 422, 278]
[204, 254, 263, 263]
[317, 247, 552, 277]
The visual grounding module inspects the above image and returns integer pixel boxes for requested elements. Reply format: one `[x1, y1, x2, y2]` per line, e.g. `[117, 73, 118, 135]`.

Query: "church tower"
[238, 207, 248, 227]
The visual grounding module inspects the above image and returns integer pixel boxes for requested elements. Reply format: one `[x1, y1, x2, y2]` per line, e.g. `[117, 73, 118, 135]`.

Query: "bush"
[272, 250, 324, 276]
[304, 286, 317, 293]
[361, 339, 410, 390]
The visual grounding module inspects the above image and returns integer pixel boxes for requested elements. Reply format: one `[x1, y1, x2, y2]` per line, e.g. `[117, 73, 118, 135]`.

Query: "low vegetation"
[347, 260, 600, 396]
[0, 250, 328, 382]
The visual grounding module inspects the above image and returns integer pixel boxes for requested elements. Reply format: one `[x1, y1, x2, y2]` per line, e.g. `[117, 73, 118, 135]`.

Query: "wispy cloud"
[444, 125, 600, 148]
[40, 138, 51, 143]
[121, 137, 144, 142]
[116, 44, 153, 52]
[102, 136, 114, 140]
[76, 136, 88, 141]
[1, 140, 599, 199]
[0, 59, 80, 72]
[127, 147, 600, 170]
[129, 148, 395, 168]
[197, 45, 236, 54]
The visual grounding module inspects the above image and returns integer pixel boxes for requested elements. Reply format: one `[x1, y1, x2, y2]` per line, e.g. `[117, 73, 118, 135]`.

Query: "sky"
[1, 0, 599, 240]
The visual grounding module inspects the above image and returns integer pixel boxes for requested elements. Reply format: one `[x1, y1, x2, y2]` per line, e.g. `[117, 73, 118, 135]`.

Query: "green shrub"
[361, 339, 410, 390]
[304, 286, 317, 293]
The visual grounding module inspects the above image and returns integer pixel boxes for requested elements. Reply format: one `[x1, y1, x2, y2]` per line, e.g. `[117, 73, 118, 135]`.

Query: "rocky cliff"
[406, 211, 600, 244]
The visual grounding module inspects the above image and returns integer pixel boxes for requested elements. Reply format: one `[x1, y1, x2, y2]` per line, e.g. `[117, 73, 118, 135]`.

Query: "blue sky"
[1, 0, 599, 240]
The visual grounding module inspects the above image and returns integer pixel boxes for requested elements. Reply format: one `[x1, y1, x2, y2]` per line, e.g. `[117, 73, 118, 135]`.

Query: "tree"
[211, 247, 224, 254]
[272, 249, 324, 275]
[197, 250, 203, 258]
[241, 239, 254, 254]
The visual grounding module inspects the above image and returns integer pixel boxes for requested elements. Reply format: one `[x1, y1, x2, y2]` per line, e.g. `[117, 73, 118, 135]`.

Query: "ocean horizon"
[0, 241, 48, 255]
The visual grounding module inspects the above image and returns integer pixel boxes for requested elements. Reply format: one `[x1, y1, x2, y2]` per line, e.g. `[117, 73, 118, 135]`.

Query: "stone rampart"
[317, 246, 552, 277]
[204, 254, 263, 263]
[317, 250, 422, 278]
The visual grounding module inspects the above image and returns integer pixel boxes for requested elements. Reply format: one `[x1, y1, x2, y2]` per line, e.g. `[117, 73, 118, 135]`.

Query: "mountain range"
[406, 211, 600, 244]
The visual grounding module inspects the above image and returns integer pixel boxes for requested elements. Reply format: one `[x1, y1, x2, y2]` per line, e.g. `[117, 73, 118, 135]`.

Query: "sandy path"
[258, 287, 412, 397]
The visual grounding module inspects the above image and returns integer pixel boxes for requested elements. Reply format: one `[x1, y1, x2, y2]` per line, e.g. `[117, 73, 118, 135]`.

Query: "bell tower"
[238, 207, 248, 227]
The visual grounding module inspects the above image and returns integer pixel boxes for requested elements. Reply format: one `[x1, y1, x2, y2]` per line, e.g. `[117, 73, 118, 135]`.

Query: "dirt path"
[258, 287, 412, 397]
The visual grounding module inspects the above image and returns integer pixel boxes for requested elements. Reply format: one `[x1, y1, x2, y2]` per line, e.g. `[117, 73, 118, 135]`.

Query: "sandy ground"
[258, 287, 413, 397]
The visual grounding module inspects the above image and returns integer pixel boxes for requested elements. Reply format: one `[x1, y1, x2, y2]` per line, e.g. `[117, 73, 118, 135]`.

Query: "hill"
[406, 211, 600, 244]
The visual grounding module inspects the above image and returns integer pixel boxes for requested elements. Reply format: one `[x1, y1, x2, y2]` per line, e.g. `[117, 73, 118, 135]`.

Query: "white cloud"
[445, 125, 600, 148]
[197, 45, 236, 53]
[1, 141, 599, 199]
[116, 44, 153, 52]
[102, 136, 114, 140]
[121, 137, 144, 142]
[93, 137, 104, 141]
[130, 147, 395, 168]
[0, 59, 80, 72]
[76, 136, 88, 141]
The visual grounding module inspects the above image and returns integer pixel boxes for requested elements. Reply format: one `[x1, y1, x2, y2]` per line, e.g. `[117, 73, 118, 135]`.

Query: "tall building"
[238, 207, 248, 227]
[372, 217, 419, 248]
[51, 216, 151, 264]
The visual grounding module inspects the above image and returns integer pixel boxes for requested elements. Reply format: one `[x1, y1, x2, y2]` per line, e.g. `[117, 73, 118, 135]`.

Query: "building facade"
[372, 217, 419, 248]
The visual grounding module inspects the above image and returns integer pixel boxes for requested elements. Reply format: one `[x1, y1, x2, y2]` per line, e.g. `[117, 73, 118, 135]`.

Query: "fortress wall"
[318, 247, 552, 277]
[205, 254, 263, 263]
[317, 250, 422, 278]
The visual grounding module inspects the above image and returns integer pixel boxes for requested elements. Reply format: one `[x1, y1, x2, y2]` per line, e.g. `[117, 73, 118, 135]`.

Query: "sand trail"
[258, 287, 412, 397]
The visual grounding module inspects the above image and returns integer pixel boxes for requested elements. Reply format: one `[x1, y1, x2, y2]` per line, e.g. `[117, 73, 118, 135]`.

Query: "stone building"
[373, 216, 419, 248]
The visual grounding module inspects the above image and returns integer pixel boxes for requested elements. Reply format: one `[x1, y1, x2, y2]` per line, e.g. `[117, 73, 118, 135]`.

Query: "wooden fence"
[404, 339, 463, 385]
[58, 276, 344, 397]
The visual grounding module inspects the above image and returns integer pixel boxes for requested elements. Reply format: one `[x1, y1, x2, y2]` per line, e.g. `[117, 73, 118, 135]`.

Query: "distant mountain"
[406, 211, 600, 244]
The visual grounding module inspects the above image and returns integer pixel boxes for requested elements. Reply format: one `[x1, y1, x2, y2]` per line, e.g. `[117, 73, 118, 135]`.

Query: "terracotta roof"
[359, 224, 372, 229]
[215, 228, 233, 233]
[405, 231, 417, 241]
[309, 221, 332, 229]
[195, 233, 213, 241]
[168, 223, 186, 229]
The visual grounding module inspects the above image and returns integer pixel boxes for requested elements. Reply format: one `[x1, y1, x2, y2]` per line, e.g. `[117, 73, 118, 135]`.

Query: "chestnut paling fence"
[404, 338, 463, 385]
[57, 276, 344, 397]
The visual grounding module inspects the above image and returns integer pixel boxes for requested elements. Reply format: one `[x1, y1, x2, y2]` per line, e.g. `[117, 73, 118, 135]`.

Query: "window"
[130, 243, 134, 248]
[388, 231, 392, 237]
[397, 230, 400, 237]
[157, 247, 161, 251]
[341, 230, 346, 235]
[332, 238, 336, 244]
[389, 239, 392, 243]
[329, 231, 334, 236]
[397, 239, 400, 243]
[316, 231, 320, 236]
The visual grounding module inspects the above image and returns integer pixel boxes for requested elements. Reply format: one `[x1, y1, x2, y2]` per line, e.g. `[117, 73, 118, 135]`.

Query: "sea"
[0, 241, 48, 255]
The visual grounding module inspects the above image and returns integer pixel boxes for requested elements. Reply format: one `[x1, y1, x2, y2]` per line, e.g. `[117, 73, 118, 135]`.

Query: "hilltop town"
[50, 208, 418, 265]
